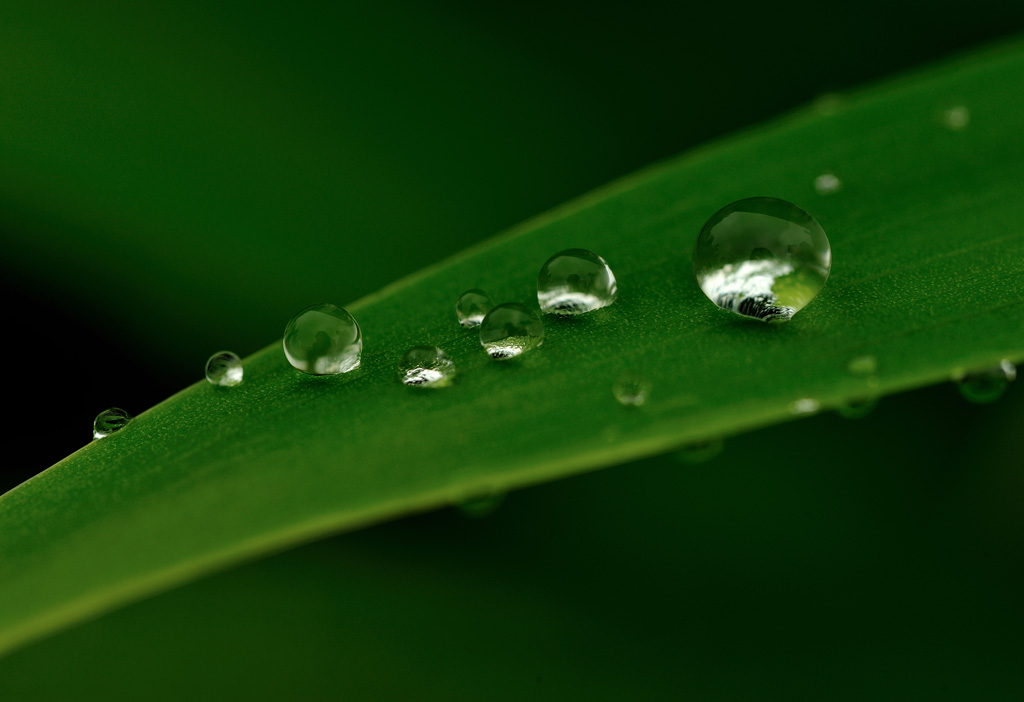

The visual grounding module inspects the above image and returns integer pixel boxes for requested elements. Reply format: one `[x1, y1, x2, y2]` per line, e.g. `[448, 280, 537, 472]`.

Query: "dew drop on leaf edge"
[205, 351, 243, 386]
[956, 360, 1015, 404]
[283, 303, 362, 376]
[93, 407, 132, 440]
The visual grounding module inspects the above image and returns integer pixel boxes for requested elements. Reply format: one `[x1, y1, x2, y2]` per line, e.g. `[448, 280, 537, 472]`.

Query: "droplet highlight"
[943, 105, 969, 131]
[537, 248, 617, 315]
[93, 407, 132, 439]
[398, 346, 456, 388]
[814, 173, 842, 195]
[479, 303, 544, 360]
[693, 198, 831, 323]
[789, 398, 821, 415]
[956, 360, 1016, 404]
[613, 371, 651, 406]
[283, 303, 362, 375]
[455, 289, 494, 328]
[205, 351, 243, 386]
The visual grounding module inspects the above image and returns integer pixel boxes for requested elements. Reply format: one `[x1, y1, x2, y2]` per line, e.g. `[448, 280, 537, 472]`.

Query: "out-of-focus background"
[2, 2, 1024, 698]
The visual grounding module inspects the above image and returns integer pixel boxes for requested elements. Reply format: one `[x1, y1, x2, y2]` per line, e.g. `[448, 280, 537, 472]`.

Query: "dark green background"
[1, 1, 1023, 698]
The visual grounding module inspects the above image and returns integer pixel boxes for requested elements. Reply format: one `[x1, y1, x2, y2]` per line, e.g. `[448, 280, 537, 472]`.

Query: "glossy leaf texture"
[3, 38, 1024, 657]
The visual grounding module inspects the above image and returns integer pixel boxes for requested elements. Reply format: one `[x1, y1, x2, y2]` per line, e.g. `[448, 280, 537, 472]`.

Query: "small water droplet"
[847, 355, 878, 377]
[93, 407, 132, 439]
[398, 346, 456, 387]
[458, 492, 506, 518]
[956, 360, 1016, 404]
[836, 398, 878, 420]
[612, 371, 651, 406]
[943, 105, 969, 131]
[674, 438, 724, 464]
[479, 303, 544, 360]
[789, 398, 821, 415]
[205, 351, 243, 386]
[455, 289, 494, 328]
[283, 303, 362, 375]
[693, 198, 831, 323]
[537, 248, 617, 315]
[814, 173, 842, 195]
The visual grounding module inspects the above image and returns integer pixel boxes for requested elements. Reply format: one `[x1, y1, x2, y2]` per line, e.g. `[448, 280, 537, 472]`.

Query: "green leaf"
[3, 38, 1024, 658]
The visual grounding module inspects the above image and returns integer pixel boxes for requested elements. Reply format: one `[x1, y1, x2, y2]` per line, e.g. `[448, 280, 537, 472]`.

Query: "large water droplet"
[283, 303, 362, 375]
[479, 303, 544, 360]
[956, 360, 1015, 404]
[814, 173, 842, 195]
[93, 408, 132, 439]
[613, 371, 651, 406]
[537, 248, 617, 315]
[943, 105, 969, 131]
[398, 346, 456, 387]
[455, 289, 494, 328]
[693, 197, 831, 323]
[205, 351, 243, 386]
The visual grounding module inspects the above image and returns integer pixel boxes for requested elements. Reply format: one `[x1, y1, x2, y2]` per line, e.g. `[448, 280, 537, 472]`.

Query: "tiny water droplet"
[398, 346, 456, 387]
[458, 493, 506, 518]
[847, 355, 878, 377]
[943, 105, 969, 131]
[283, 303, 362, 375]
[674, 438, 724, 464]
[836, 398, 878, 419]
[479, 303, 544, 360]
[613, 371, 651, 406]
[814, 173, 842, 195]
[789, 398, 821, 415]
[693, 198, 831, 323]
[537, 248, 617, 315]
[455, 289, 494, 328]
[956, 360, 1016, 404]
[205, 351, 243, 386]
[93, 407, 132, 439]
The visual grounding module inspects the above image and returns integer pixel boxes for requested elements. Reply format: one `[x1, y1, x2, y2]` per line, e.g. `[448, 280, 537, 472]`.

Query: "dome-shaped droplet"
[612, 371, 651, 406]
[456, 289, 494, 328]
[398, 346, 456, 387]
[537, 248, 617, 315]
[283, 303, 362, 375]
[956, 360, 1015, 404]
[693, 197, 831, 323]
[93, 407, 132, 439]
[479, 303, 544, 360]
[205, 351, 243, 386]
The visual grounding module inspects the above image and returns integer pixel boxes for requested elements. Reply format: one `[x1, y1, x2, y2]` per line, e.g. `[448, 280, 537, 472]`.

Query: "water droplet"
[479, 303, 544, 360]
[836, 398, 878, 419]
[956, 360, 1016, 404]
[455, 289, 494, 328]
[612, 371, 651, 406]
[457, 493, 506, 518]
[205, 351, 243, 386]
[943, 105, 969, 131]
[93, 408, 132, 439]
[283, 303, 362, 375]
[789, 398, 821, 415]
[398, 346, 456, 387]
[693, 198, 831, 323]
[674, 438, 724, 464]
[537, 248, 617, 315]
[847, 355, 878, 377]
[814, 173, 842, 195]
